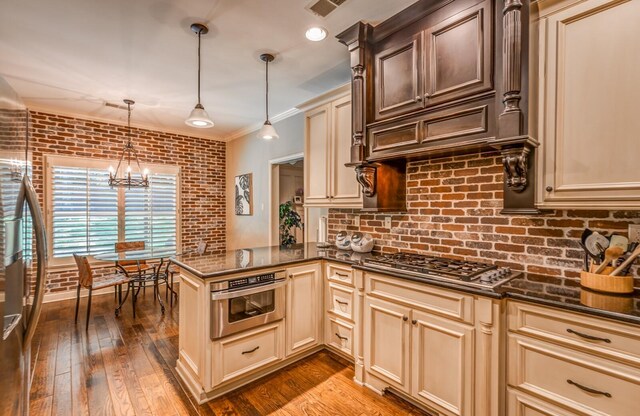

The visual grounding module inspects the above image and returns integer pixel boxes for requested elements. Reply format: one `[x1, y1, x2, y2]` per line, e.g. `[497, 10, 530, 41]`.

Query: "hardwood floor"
[30, 287, 428, 416]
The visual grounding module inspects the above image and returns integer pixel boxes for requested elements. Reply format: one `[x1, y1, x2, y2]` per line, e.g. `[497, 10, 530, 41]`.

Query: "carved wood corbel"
[355, 164, 376, 197]
[502, 147, 529, 192]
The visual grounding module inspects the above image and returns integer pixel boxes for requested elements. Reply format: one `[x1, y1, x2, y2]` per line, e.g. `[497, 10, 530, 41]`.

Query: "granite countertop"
[172, 244, 640, 325]
[170, 243, 372, 279]
[497, 273, 640, 325]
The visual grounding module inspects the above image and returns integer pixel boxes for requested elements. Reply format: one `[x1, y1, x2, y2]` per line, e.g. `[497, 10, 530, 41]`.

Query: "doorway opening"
[269, 153, 304, 246]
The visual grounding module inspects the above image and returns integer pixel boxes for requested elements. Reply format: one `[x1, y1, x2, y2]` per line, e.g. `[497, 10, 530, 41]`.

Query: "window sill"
[47, 259, 115, 273]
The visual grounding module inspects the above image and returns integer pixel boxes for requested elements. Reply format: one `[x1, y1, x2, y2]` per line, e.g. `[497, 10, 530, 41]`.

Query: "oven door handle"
[211, 279, 287, 301]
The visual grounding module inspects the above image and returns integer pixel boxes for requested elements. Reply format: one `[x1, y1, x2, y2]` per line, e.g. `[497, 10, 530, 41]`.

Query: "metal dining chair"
[73, 254, 130, 331]
[161, 241, 208, 307]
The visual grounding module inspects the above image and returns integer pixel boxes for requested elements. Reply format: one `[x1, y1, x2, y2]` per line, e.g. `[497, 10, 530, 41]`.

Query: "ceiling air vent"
[306, 0, 348, 18]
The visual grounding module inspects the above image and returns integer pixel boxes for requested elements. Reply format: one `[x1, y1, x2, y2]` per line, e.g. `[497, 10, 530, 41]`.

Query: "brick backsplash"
[328, 150, 640, 288]
[28, 111, 226, 294]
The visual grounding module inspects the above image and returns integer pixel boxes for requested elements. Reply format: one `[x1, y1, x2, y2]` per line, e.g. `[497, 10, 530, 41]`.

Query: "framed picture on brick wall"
[235, 173, 252, 215]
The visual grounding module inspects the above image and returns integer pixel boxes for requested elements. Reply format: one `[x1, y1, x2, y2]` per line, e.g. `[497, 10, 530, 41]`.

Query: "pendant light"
[185, 23, 214, 128]
[108, 99, 149, 188]
[257, 53, 279, 140]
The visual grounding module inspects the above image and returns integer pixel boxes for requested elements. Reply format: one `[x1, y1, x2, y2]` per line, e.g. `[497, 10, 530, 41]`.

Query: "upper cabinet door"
[538, 0, 640, 208]
[424, 0, 493, 106]
[330, 95, 361, 204]
[374, 33, 424, 121]
[304, 104, 331, 204]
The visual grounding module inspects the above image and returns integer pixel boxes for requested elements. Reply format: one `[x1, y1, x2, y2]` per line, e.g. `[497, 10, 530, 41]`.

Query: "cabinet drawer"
[508, 334, 640, 416]
[326, 263, 354, 286]
[327, 282, 354, 321]
[326, 316, 354, 358]
[366, 272, 474, 324]
[507, 388, 578, 416]
[212, 321, 284, 385]
[508, 301, 640, 367]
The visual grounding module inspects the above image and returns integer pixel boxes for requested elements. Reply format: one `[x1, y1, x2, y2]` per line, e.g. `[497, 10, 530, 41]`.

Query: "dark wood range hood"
[337, 0, 537, 214]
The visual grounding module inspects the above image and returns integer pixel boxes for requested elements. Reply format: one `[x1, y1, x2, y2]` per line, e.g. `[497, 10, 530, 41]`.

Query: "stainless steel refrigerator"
[0, 77, 47, 415]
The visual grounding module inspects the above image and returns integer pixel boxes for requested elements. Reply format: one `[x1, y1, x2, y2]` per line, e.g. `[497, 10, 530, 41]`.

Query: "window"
[45, 156, 180, 265]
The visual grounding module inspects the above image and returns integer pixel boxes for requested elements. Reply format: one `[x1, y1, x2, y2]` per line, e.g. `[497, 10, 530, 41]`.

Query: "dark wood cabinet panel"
[374, 34, 424, 120]
[424, 105, 487, 143]
[367, 99, 495, 161]
[425, 0, 493, 105]
[370, 121, 421, 154]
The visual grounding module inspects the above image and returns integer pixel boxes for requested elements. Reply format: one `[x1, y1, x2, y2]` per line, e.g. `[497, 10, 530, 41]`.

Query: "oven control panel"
[227, 270, 285, 289]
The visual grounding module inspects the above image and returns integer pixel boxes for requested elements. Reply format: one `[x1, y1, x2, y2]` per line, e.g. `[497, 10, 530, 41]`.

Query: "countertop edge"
[171, 254, 640, 326]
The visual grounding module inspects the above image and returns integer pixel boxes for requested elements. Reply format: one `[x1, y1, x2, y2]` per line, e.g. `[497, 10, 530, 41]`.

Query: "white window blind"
[51, 167, 118, 257]
[48, 158, 179, 261]
[124, 173, 177, 253]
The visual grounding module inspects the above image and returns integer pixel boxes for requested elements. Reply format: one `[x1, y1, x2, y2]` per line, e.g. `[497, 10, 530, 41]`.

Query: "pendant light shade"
[258, 121, 279, 140]
[185, 23, 214, 128]
[257, 53, 278, 140]
[186, 103, 214, 128]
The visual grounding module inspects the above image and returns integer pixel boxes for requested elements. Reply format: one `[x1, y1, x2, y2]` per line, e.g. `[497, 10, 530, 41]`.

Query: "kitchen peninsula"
[171, 244, 640, 414]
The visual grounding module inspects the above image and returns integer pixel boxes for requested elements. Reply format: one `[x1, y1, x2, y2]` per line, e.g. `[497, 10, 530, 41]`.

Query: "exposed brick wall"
[29, 111, 226, 294]
[328, 150, 640, 288]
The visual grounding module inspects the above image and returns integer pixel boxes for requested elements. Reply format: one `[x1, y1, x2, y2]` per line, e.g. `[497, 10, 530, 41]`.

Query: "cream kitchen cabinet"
[364, 296, 412, 393]
[324, 262, 358, 359]
[507, 301, 640, 415]
[285, 262, 322, 356]
[362, 272, 501, 416]
[534, 0, 640, 209]
[302, 87, 362, 208]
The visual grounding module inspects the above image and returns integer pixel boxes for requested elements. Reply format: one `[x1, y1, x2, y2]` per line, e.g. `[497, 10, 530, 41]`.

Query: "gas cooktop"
[363, 252, 519, 289]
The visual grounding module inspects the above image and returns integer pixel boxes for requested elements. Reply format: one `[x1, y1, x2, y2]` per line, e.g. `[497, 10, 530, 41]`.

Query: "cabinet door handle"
[546, 186, 553, 192]
[412, 319, 417, 325]
[567, 328, 611, 343]
[402, 315, 408, 322]
[415, 95, 422, 102]
[567, 379, 611, 398]
[335, 299, 349, 306]
[242, 346, 260, 355]
[335, 333, 348, 341]
[335, 272, 349, 278]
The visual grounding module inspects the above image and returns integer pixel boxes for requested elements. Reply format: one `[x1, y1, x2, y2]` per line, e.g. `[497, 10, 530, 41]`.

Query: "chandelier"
[108, 99, 149, 188]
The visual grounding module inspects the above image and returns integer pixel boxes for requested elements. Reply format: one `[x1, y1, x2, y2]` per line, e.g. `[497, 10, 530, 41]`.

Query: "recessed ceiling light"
[305, 27, 327, 41]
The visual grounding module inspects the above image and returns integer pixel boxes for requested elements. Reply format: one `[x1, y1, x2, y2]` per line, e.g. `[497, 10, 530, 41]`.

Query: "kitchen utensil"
[581, 228, 593, 245]
[578, 241, 601, 263]
[585, 232, 609, 258]
[594, 246, 624, 274]
[609, 234, 629, 252]
[610, 244, 640, 276]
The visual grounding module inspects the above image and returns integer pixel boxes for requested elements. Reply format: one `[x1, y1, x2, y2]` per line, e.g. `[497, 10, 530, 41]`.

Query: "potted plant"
[279, 201, 303, 247]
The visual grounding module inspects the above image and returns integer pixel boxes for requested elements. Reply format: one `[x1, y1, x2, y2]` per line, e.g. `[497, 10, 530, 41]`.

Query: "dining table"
[94, 248, 177, 314]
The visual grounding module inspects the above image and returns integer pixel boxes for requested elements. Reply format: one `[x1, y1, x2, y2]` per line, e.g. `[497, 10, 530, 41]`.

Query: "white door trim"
[268, 152, 304, 246]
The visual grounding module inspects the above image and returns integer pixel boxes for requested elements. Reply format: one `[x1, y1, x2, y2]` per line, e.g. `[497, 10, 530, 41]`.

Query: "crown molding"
[25, 104, 225, 142]
[223, 107, 302, 143]
[296, 83, 350, 112]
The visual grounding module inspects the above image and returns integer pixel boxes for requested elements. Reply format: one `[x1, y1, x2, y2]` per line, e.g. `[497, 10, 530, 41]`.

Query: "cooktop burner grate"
[362, 252, 519, 288]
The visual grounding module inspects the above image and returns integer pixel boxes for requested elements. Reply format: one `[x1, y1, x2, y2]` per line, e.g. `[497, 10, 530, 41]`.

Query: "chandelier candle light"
[257, 53, 279, 140]
[108, 99, 149, 188]
[185, 23, 214, 128]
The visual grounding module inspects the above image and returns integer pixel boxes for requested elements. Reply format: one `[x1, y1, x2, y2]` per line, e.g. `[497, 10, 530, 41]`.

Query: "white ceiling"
[0, 0, 416, 141]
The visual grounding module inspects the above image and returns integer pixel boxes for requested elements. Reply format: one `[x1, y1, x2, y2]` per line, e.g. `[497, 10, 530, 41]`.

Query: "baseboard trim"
[43, 287, 113, 303]
[42, 282, 180, 303]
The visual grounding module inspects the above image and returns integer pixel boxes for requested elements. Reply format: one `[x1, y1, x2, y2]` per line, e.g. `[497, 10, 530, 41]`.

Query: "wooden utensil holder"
[580, 265, 634, 294]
